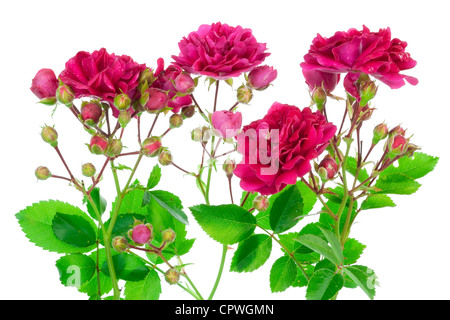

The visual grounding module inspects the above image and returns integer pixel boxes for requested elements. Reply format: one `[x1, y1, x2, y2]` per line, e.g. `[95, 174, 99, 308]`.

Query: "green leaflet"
[269, 256, 297, 293]
[101, 253, 150, 282]
[230, 234, 272, 273]
[124, 269, 161, 300]
[52, 212, 97, 248]
[306, 269, 344, 300]
[55, 253, 96, 288]
[343, 265, 378, 300]
[269, 184, 304, 234]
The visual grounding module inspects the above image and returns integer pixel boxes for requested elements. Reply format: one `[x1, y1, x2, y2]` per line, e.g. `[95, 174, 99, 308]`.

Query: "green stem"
[208, 243, 227, 300]
[335, 138, 352, 240]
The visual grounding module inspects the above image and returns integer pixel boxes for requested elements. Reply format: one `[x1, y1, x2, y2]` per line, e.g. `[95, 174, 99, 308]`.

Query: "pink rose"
[151, 58, 192, 113]
[247, 65, 277, 90]
[300, 26, 418, 98]
[211, 110, 242, 139]
[59, 48, 146, 117]
[172, 22, 270, 80]
[234, 102, 336, 195]
[30, 69, 59, 99]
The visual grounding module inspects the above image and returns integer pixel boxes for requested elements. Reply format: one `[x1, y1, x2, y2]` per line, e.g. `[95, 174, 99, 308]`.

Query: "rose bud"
[211, 110, 242, 139]
[181, 105, 195, 119]
[81, 163, 96, 177]
[118, 110, 131, 128]
[114, 93, 131, 111]
[174, 73, 195, 94]
[164, 268, 181, 285]
[191, 127, 211, 142]
[311, 86, 327, 111]
[222, 158, 236, 178]
[237, 84, 253, 104]
[138, 68, 154, 90]
[253, 195, 270, 212]
[247, 65, 277, 90]
[161, 228, 177, 244]
[389, 125, 406, 137]
[89, 135, 109, 155]
[30, 69, 59, 100]
[404, 143, 420, 158]
[141, 136, 162, 157]
[41, 125, 58, 147]
[359, 80, 378, 107]
[106, 139, 123, 157]
[372, 123, 389, 145]
[35, 166, 52, 180]
[158, 148, 172, 166]
[112, 236, 128, 253]
[80, 102, 103, 126]
[169, 114, 183, 129]
[129, 223, 153, 245]
[317, 154, 338, 181]
[386, 134, 408, 159]
[56, 84, 75, 107]
[144, 88, 169, 112]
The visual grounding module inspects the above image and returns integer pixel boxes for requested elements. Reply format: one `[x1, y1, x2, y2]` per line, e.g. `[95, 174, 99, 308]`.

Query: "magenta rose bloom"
[211, 110, 243, 139]
[30, 68, 59, 99]
[172, 22, 270, 80]
[300, 26, 418, 97]
[234, 102, 336, 195]
[151, 58, 192, 113]
[59, 48, 146, 117]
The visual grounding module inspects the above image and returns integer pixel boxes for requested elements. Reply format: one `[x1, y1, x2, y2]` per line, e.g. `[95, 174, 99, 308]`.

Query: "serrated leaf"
[343, 265, 377, 299]
[52, 212, 97, 248]
[306, 269, 344, 300]
[269, 184, 304, 234]
[343, 238, 366, 265]
[124, 269, 161, 300]
[147, 165, 161, 189]
[85, 187, 107, 221]
[78, 249, 113, 297]
[374, 172, 421, 195]
[269, 256, 297, 293]
[16, 200, 97, 253]
[291, 264, 315, 288]
[189, 204, 256, 245]
[319, 226, 344, 265]
[55, 253, 96, 288]
[360, 194, 396, 210]
[295, 234, 339, 266]
[296, 181, 317, 215]
[147, 190, 189, 225]
[381, 152, 439, 180]
[101, 253, 150, 281]
[230, 234, 272, 273]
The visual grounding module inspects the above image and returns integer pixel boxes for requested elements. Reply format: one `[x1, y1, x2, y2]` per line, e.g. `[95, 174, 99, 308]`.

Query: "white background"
[1, 0, 449, 300]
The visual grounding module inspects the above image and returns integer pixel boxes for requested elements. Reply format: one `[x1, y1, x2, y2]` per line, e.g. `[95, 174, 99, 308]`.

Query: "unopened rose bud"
[30, 69, 59, 100]
[41, 125, 58, 147]
[311, 86, 327, 111]
[114, 93, 131, 111]
[247, 65, 277, 91]
[144, 88, 169, 112]
[404, 143, 420, 158]
[317, 154, 338, 181]
[386, 134, 408, 159]
[211, 111, 242, 139]
[174, 73, 195, 94]
[56, 84, 75, 107]
[35, 166, 51, 180]
[158, 148, 172, 166]
[169, 114, 183, 129]
[164, 268, 181, 285]
[112, 236, 128, 253]
[237, 85, 253, 104]
[106, 139, 123, 157]
[141, 136, 162, 157]
[138, 68, 154, 88]
[81, 102, 103, 126]
[161, 228, 176, 244]
[89, 135, 109, 155]
[181, 105, 195, 119]
[129, 223, 153, 245]
[222, 159, 236, 177]
[359, 80, 378, 107]
[372, 123, 389, 145]
[81, 163, 96, 177]
[253, 195, 270, 212]
[118, 110, 131, 128]
[389, 125, 406, 137]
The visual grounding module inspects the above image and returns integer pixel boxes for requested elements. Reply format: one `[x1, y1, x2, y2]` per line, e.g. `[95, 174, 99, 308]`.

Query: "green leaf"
[55, 253, 96, 288]
[240, 191, 258, 211]
[101, 253, 150, 281]
[85, 187, 107, 221]
[112, 163, 132, 171]
[291, 264, 315, 288]
[343, 265, 378, 300]
[52, 212, 97, 248]
[269, 256, 297, 293]
[189, 204, 256, 245]
[16, 200, 97, 253]
[319, 227, 344, 265]
[374, 172, 421, 195]
[343, 238, 366, 265]
[124, 269, 161, 300]
[148, 190, 189, 225]
[381, 152, 439, 180]
[360, 194, 396, 210]
[230, 234, 272, 273]
[269, 184, 304, 234]
[147, 165, 162, 189]
[78, 249, 113, 297]
[296, 180, 317, 215]
[306, 269, 344, 300]
[295, 234, 339, 266]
